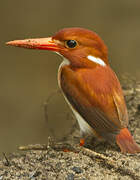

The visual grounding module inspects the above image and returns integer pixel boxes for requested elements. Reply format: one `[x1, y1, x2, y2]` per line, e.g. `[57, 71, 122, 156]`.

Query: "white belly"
[63, 95, 93, 135]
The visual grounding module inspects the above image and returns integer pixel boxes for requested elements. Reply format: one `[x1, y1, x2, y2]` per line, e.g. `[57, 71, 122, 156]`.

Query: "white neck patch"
[57, 57, 70, 88]
[87, 55, 106, 66]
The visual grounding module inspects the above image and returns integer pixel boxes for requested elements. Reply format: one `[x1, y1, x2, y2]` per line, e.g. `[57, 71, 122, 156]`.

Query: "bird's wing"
[60, 66, 128, 140]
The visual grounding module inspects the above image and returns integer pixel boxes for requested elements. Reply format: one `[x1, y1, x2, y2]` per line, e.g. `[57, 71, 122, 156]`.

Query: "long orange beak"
[6, 37, 60, 52]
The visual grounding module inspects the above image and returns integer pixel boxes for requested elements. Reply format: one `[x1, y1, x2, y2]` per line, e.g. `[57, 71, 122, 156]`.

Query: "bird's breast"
[58, 58, 94, 135]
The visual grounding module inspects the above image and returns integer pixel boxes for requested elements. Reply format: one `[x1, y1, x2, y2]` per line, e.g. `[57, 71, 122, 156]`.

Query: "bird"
[6, 27, 140, 153]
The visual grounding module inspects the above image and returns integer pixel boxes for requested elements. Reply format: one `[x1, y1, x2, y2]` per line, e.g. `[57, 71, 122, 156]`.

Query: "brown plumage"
[6, 27, 140, 153]
[60, 65, 127, 140]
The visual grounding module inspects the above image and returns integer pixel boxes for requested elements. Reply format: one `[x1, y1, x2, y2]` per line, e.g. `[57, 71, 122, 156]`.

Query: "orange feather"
[6, 27, 140, 153]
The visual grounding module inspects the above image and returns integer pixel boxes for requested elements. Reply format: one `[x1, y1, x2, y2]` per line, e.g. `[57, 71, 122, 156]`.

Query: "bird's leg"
[80, 138, 85, 146]
[79, 131, 94, 146]
[79, 131, 106, 149]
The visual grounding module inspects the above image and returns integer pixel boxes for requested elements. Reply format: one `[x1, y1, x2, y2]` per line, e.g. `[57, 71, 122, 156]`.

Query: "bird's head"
[6, 27, 108, 68]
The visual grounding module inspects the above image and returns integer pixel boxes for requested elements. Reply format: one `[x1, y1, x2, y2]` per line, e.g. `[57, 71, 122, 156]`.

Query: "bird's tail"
[116, 128, 140, 153]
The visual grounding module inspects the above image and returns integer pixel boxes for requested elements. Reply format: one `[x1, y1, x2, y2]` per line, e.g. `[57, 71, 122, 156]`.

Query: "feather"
[60, 65, 128, 142]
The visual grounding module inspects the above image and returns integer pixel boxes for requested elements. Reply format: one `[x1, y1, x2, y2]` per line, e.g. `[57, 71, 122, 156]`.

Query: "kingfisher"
[6, 27, 140, 153]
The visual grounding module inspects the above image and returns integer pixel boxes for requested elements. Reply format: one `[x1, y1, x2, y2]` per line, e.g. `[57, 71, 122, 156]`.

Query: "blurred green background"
[0, 0, 140, 152]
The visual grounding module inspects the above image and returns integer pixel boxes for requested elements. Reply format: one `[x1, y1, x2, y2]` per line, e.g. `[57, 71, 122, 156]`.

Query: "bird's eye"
[65, 40, 77, 48]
